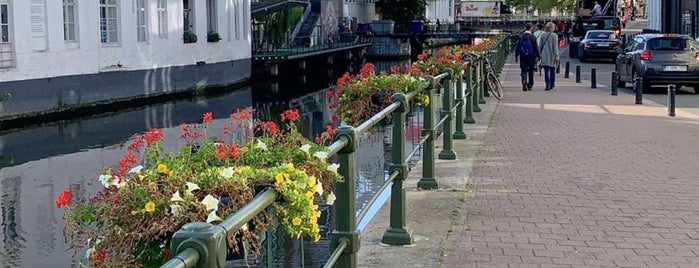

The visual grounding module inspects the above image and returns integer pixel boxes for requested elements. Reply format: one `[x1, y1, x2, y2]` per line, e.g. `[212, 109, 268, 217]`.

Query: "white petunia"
[313, 151, 328, 160]
[185, 182, 200, 195]
[170, 204, 183, 217]
[98, 174, 112, 188]
[112, 177, 126, 188]
[128, 165, 144, 174]
[206, 211, 222, 223]
[326, 163, 340, 174]
[300, 144, 311, 154]
[255, 140, 268, 151]
[326, 191, 336, 205]
[201, 194, 219, 212]
[316, 180, 324, 196]
[240, 223, 249, 231]
[170, 191, 185, 202]
[220, 167, 235, 179]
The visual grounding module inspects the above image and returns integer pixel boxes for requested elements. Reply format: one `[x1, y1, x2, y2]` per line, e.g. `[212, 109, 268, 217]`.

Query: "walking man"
[539, 22, 560, 90]
[592, 1, 602, 16]
[515, 23, 540, 91]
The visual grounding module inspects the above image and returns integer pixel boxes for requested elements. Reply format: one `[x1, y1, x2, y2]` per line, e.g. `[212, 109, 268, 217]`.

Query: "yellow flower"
[314, 234, 321, 242]
[157, 163, 169, 174]
[284, 163, 294, 172]
[275, 173, 285, 185]
[292, 217, 302, 226]
[424, 95, 430, 105]
[168, 170, 175, 177]
[144, 202, 156, 213]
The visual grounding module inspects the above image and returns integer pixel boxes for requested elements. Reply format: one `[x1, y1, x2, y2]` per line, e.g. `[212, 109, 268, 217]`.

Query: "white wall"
[426, 0, 454, 24]
[344, 0, 376, 24]
[1, 0, 251, 82]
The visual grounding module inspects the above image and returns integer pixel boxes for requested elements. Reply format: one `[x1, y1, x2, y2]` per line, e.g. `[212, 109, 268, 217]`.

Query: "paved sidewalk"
[358, 54, 699, 268]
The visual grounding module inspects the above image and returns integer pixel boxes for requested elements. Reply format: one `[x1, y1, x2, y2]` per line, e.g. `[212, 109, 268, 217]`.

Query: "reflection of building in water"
[1, 176, 25, 267]
[34, 182, 58, 257]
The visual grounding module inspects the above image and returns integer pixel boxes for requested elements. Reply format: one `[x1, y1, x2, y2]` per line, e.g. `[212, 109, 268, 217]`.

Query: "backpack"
[518, 34, 534, 57]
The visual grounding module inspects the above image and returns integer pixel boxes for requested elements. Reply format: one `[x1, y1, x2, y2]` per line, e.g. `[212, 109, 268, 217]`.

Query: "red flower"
[55, 189, 72, 208]
[331, 113, 338, 122]
[326, 90, 334, 100]
[259, 121, 278, 136]
[390, 65, 401, 74]
[315, 134, 322, 144]
[326, 124, 337, 136]
[336, 72, 351, 89]
[203, 112, 213, 125]
[359, 63, 375, 78]
[216, 143, 227, 160]
[228, 144, 239, 158]
[281, 109, 300, 122]
[143, 128, 163, 147]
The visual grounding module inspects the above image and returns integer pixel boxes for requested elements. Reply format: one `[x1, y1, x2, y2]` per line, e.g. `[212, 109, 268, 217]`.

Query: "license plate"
[663, 65, 688, 72]
[597, 43, 609, 47]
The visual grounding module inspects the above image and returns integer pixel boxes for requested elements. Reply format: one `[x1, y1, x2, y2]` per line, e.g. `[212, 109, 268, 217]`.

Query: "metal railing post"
[418, 77, 439, 190]
[332, 126, 360, 268]
[453, 77, 466, 139]
[167, 222, 227, 268]
[381, 93, 414, 245]
[473, 59, 482, 112]
[439, 68, 457, 160]
[478, 58, 487, 104]
[464, 63, 476, 124]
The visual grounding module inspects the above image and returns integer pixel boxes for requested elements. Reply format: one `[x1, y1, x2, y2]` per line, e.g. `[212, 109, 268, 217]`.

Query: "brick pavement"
[441, 56, 699, 268]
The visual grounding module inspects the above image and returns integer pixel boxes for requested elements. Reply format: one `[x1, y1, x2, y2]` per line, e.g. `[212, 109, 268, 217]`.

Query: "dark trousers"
[519, 56, 536, 89]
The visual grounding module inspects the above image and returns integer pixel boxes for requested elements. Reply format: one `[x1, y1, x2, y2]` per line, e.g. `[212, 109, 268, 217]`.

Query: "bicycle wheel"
[486, 72, 503, 100]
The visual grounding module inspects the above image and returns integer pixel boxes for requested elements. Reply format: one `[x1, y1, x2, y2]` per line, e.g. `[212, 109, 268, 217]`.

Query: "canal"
[0, 55, 420, 267]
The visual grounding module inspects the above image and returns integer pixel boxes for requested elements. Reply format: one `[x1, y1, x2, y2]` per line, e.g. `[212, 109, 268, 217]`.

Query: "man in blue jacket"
[515, 23, 541, 91]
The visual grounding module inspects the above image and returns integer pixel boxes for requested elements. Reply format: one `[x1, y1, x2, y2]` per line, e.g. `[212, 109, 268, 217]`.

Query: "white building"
[0, 0, 251, 119]
[426, 0, 454, 24]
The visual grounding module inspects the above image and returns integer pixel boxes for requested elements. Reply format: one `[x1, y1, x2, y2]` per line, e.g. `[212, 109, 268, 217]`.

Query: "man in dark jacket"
[515, 23, 540, 91]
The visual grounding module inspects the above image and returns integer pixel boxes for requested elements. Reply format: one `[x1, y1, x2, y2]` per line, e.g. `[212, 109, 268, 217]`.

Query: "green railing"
[161, 38, 512, 268]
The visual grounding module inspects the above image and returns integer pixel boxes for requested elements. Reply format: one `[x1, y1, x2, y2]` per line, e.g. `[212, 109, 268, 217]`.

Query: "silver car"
[616, 34, 699, 92]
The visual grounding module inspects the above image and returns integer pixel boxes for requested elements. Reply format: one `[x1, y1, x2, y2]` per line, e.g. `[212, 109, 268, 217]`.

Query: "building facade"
[0, 0, 251, 120]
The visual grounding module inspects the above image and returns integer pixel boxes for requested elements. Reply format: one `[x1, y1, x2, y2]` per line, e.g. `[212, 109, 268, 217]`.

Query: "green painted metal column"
[453, 76, 466, 140]
[332, 127, 360, 268]
[382, 93, 414, 245]
[479, 54, 488, 102]
[417, 78, 438, 190]
[464, 62, 476, 124]
[438, 69, 456, 160]
[473, 59, 482, 113]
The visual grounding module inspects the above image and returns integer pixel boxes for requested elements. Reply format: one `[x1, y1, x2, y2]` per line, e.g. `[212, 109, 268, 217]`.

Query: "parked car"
[578, 30, 622, 62]
[615, 34, 699, 92]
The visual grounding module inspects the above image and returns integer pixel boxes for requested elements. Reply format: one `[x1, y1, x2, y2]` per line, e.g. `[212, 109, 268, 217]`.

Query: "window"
[206, 0, 216, 33]
[1, 2, 9, 43]
[157, 0, 167, 37]
[136, 0, 147, 42]
[0, 1, 13, 68]
[99, 0, 119, 44]
[183, 0, 194, 33]
[63, 0, 77, 41]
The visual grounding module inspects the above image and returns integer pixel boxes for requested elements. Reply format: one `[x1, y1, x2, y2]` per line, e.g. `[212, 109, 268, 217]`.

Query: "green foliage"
[183, 31, 197, 43]
[376, 0, 427, 33]
[504, 0, 576, 14]
[268, 7, 304, 40]
[206, 31, 222, 42]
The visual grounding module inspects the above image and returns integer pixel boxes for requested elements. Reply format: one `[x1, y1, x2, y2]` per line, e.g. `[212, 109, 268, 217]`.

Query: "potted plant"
[183, 31, 197, 43]
[207, 31, 222, 43]
[56, 108, 341, 267]
[327, 63, 429, 126]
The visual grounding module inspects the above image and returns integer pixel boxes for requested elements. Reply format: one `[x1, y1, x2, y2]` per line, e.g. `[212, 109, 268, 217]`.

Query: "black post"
[575, 65, 581, 83]
[668, 84, 676, 116]
[634, 77, 643, 104]
[590, 68, 597, 88]
[611, 71, 618, 95]
[564, 61, 570, 78]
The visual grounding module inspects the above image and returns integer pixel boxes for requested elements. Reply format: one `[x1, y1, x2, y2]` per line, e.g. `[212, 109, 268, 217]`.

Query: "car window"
[646, 37, 692, 51]
[586, 32, 616, 39]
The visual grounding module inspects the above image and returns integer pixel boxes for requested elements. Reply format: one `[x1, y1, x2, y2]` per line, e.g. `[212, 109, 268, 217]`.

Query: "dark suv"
[569, 16, 621, 58]
[616, 34, 699, 92]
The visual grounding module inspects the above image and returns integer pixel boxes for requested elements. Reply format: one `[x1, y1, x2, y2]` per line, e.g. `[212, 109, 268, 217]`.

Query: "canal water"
[0, 55, 423, 267]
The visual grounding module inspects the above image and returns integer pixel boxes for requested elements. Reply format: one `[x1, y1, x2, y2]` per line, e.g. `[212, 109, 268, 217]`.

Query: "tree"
[376, 0, 428, 33]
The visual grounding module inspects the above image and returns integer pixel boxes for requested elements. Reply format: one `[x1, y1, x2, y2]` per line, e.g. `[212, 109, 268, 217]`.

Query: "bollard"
[564, 61, 570, 78]
[453, 78, 466, 139]
[418, 77, 438, 189]
[575, 65, 581, 83]
[472, 60, 482, 112]
[611, 71, 618, 95]
[333, 126, 361, 266]
[668, 84, 676, 117]
[590, 68, 597, 89]
[634, 77, 643, 104]
[464, 62, 476, 124]
[439, 69, 457, 160]
[478, 60, 486, 104]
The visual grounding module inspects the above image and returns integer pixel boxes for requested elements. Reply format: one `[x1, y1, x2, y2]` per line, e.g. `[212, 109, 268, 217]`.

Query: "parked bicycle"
[461, 53, 503, 100]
